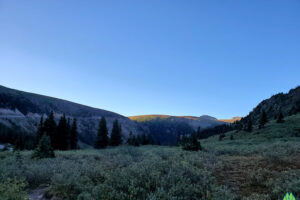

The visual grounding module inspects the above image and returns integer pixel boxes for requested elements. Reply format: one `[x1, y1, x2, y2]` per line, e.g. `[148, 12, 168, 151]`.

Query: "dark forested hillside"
[0, 85, 141, 146]
[130, 115, 227, 145]
[238, 86, 300, 127]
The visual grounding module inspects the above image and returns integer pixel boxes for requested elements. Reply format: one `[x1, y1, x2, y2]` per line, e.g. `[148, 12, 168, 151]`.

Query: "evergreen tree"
[196, 127, 201, 139]
[15, 150, 23, 168]
[44, 112, 57, 148]
[127, 131, 134, 145]
[15, 133, 25, 150]
[218, 133, 225, 141]
[66, 118, 71, 149]
[247, 118, 253, 132]
[32, 135, 55, 159]
[140, 133, 149, 145]
[70, 118, 78, 149]
[127, 131, 139, 146]
[56, 114, 69, 150]
[259, 110, 268, 129]
[176, 132, 181, 146]
[95, 117, 108, 149]
[182, 132, 202, 151]
[35, 115, 44, 146]
[148, 135, 155, 145]
[276, 111, 284, 123]
[110, 120, 122, 146]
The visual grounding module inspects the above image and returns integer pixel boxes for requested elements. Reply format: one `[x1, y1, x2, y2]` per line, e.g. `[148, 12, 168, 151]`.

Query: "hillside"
[1, 114, 299, 200]
[129, 114, 227, 128]
[129, 114, 227, 145]
[0, 85, 141, 146]
[240, 86, 300, 125]
[200, 113, 300, 198]
[219, 117, 242, 123]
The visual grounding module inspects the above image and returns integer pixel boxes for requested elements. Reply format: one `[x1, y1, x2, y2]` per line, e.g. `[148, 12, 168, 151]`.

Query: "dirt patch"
[213, 154, 300, 198]
[28, 188, 49, 200]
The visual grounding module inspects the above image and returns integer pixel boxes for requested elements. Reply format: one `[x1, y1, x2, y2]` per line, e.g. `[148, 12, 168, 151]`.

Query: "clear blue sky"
[1, 0, 300, 119]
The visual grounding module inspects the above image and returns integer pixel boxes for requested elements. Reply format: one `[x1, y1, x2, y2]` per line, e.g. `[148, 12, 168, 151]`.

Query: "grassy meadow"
[1, 114, 300, 200]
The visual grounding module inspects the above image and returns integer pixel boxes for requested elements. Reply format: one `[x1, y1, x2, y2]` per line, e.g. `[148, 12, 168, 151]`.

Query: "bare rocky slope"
[0, 85, 141, 146]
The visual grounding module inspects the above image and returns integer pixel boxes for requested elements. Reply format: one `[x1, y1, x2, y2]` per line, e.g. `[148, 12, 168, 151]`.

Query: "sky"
[0, 0, 300, 119]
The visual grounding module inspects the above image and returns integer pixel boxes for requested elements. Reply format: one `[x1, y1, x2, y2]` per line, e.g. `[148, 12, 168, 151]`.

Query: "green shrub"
[0, 178, 28, 200]
[31, 135, 55, 159]
[267, 170, 300, 199]
[242, 194, 270, 200]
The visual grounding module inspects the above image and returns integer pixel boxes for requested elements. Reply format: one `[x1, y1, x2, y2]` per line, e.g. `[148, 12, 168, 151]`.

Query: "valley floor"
[1, 114, 300, 200]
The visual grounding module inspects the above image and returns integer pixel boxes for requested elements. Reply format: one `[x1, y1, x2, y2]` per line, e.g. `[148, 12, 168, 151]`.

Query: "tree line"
[35, 112, 78, 150]
[241, 109, 285, 133]
[94, 117, 123, 148]
[95, 117, 157, 148]
[32, 112, 78, 159]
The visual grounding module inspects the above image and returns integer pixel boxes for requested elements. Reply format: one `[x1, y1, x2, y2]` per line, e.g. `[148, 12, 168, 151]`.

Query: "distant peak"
[199, 115, 217, 120]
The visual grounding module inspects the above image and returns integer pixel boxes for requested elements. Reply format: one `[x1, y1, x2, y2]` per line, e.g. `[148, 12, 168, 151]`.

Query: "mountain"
[129, 114, 227, 145]
[219, 117, 242, 123]
[0, 85, 141, 146]
[129, 114, 227, 129]
[239, 86, 300, 126]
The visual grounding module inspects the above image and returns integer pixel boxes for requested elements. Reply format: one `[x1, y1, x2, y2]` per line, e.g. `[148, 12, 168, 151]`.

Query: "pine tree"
[259, 110, 268, 129]
[148, 135, 155, 145]
[66, 117, 71, 149]
[15, 150, 23, 168]
[176, 132, 181, 146]
[44, 112, 57, 149]
[218, 133, 225, 141]
[95, 117, 109, 149]
[247, 118, 253, 132]
[56, 114, 69, 150]
[140, 133, 149, 145]
[110, 120, 122, 146]
[69, 118, 78, 150]
[196, 127, 201, 139]
[15, 133, 25, 150]
[276, 111, 284, 123]
[182, 132, 202, 151]
[127, 131, 139, 146]
[32, 135, 55, 159]
[127, 131, 134, 145]
[35, 115, 44, 146]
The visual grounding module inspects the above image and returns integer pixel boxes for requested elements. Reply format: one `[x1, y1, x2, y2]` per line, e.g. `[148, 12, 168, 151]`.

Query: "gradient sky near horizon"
[1, 1, 300, 119]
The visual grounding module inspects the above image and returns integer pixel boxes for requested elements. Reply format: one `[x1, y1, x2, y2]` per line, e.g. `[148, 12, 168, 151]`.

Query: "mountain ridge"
[0, 85, 141, 146]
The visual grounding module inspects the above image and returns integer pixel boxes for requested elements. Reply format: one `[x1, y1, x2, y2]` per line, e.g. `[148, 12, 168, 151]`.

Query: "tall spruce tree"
[276, 111, 284, 123]
[66, 118, 71, 149]
[110, 120, 122, 146]
[246, 118, 253, 132]
[35, 115, 44, 146]
[259, 110, 268, 129]
[56, 114, 69, 150]
[182, 132, 202, 151]
[44, 112, 57, 149]
[196, 127, 201, 139]
[95, 117, 109, 149]
[127, 131, 139, 146]
[70, 118, 78, 149]
[140, 133, 149, 145]
[127, 131, 134, 145]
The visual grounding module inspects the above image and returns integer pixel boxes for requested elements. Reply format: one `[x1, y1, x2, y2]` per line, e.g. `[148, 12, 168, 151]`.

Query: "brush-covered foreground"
[1, 114, 300, 200]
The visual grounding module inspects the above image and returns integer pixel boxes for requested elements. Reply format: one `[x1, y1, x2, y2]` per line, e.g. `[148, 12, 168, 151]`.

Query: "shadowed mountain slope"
[0, 85, 141, 146]
[129, 114, 228, 145]
[239, 85, 300, 126]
